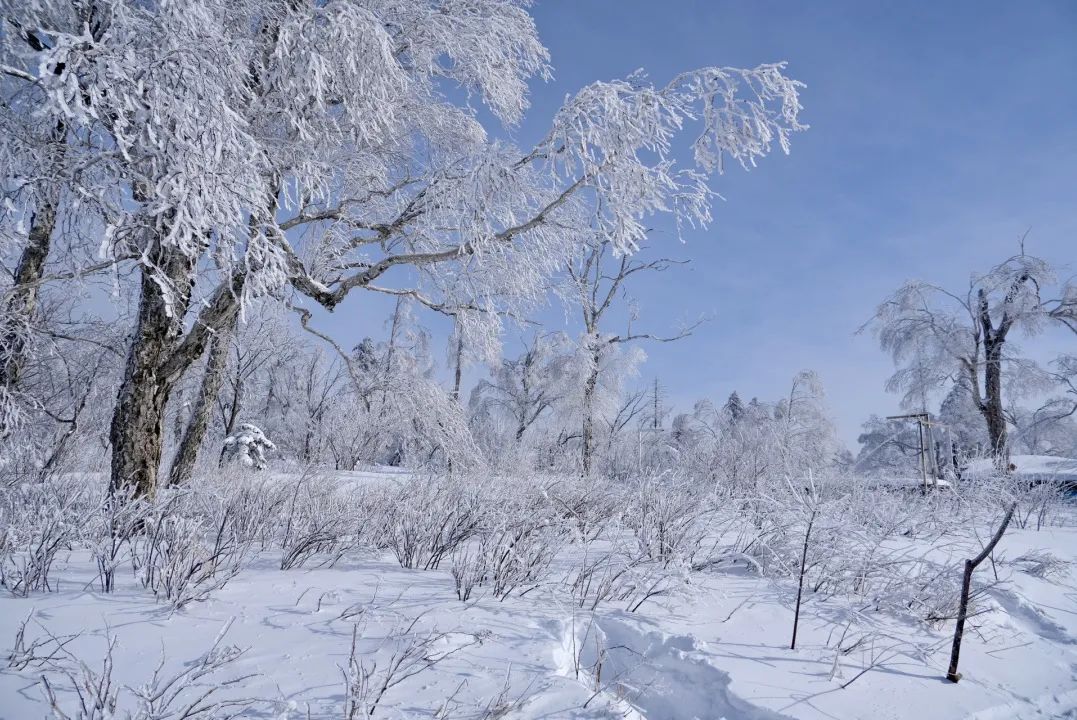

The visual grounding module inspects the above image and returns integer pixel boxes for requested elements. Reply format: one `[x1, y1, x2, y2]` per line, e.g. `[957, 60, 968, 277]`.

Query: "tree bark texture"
[167, 315, 236, 487]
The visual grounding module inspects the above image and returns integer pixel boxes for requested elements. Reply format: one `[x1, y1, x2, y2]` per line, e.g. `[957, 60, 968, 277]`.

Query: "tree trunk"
[167, 316, 235, 487]
[982, 341, 1009, 468]
[217, 372, 246, 467]
[451, 330, 464, 402]
[946, 502, 1016, 682]
[791, 509, 816, 650]
[581, 343, 600, 475]
[108, 248, 197, 498]
[0, 135, 63, 434]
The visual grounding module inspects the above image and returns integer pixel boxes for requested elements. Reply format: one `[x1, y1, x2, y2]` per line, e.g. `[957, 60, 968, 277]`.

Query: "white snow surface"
[967, 455, 1077, 481]
[2, 472, 1076, 720]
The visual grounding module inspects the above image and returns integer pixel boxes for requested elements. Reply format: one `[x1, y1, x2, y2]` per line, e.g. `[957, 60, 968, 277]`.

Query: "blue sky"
[322, 1, 1077, 447]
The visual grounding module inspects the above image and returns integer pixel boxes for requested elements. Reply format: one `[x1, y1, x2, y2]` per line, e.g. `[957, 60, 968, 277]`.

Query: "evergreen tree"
[723, 391, 745, 425]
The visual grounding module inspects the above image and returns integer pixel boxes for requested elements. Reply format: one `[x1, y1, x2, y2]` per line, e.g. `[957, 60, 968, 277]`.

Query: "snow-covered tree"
[221, 423, 276, 470]
[670, 374, 840, 497]
[469, 333, 571, 450]
[773, 371, 841, 475]
[854, 414, 923, 477]
[937, 380, 992, 466]
[563, 239, 699, 474]
[723, 391, 745, 425]
[2, 1, 805, 496]
[296, 298, 480, 470]
[1010, 404, 1077, 457]
[1007, 355, 1077, 457]
[867, 252, 1075, 465]
[0, 5, 119, 435]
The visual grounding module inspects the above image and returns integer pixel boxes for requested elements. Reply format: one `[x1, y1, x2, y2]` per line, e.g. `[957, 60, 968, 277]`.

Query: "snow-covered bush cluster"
[220, 423, 276, 470]
[2, 459, 1059, 627]
[0, 446, 1073, 715]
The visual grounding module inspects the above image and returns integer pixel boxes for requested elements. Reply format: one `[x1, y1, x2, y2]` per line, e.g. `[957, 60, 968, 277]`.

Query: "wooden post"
[886, 412, 934, 489]
[917, 418, 928, 491]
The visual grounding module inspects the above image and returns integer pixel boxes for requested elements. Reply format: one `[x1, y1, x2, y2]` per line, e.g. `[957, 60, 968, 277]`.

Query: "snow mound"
[559, 613, 794, 720]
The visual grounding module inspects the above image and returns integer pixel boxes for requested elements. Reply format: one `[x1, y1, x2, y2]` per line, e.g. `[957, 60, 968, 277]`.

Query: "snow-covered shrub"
[568, 543, 688, 613]
[1007, 477, 1069, 531]
[340, 618, 485, 720]
[378, 475, 484, 570]
[622, 471, 712, 568]
[482, 516, 564, 600]
[450, 545, 487, 602]
[6, 611, 86, 674]
[1010, 550, 1071, 580]
[34, 620, 266, 719]
[744, 476, 976, 625]
[953, 460, 1063, 531]
[464, 483, 568, 601]
[543, 476, 620, 542]
[279, 473, 357, 570]
[0, 477, 88, 596]
[211, 475, 290, 552]
[131, 490, 253, 609]
[87, 482, 149, 593]
[220, 423, 275, 470]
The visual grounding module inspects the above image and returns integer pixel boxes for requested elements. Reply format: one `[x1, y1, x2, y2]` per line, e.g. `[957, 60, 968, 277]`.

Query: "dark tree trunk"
[0, 204, 56, 379]
[167, 316, 235, 487]
[982, 340, 1008, 466]
[791, 509, 816, 650]
[581, 342, 600, 475]
[946, 502, 1016, 682]
[0, 132, 63, 427]
[108, 246, 197, 498]
[109, 263, 246, 497]
[451, 330, 464, 402]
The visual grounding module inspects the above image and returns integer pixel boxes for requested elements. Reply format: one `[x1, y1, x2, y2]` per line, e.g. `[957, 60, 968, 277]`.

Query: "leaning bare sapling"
[946, 501, 1017, 683]
[791, 505, 817, 651]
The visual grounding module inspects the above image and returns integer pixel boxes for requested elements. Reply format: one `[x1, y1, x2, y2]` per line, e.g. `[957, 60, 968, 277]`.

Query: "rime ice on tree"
[221, 423, 276, 470]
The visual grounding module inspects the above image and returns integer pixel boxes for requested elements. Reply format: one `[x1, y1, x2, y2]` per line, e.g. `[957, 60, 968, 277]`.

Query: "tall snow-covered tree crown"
[1, 0, 805, 358]
[869, 253, 1066, 409]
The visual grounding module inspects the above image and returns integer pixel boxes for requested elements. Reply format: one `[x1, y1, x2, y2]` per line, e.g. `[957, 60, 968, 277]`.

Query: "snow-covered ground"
[966, 455, 1077, 490]
[1, 472, 1075, 720]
